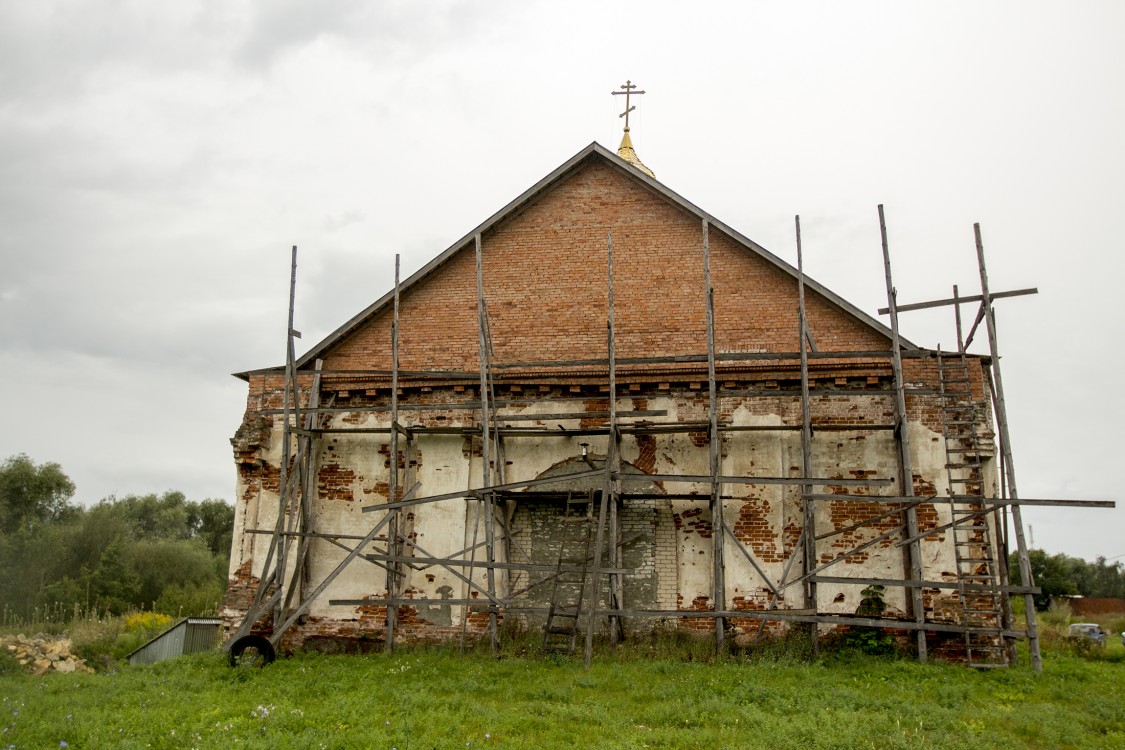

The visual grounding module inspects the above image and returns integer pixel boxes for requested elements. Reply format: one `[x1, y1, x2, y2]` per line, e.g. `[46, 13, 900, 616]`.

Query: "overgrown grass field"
[2, 638, 1123, 749]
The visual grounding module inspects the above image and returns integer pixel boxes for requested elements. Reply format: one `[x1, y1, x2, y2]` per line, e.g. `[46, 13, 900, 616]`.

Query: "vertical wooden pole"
[795, 216, 818, 655]
[274, 245, 299, 630]
[974, 223, 1042, 671]
[483, 305, 507, 485]
[585, 231, 617, 668]
[284, 360, 323, 613]
[703, 218, 726, 652]
[384, 255, 401, 652]
[482, 303, 510, 579]
[608, 490, 620, 646]
[476, 234, 499, 651]
[878, 206, 928, 662]
[986, 369, 1019, 664]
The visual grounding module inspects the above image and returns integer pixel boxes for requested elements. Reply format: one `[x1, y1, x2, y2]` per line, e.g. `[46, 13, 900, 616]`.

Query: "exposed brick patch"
[732, 496, 783, 563]
[675, 507, 713, 538]
[633, 433, 657, 474]
[318, 463, 358, 501]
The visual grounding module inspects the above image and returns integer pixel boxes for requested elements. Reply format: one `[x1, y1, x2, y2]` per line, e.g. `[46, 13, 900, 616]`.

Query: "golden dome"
[617, 129, 654, 178]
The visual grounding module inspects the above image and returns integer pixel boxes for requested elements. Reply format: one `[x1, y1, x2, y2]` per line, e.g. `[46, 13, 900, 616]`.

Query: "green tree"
[1015, 549, 1078, 610]
[113, 491, 191, 540]
[86, 539, 141, 615]
[0, 468, 235, 619]
[1007, 549, 1125, 609]
[0, 454, 76, 534]
[191, 499, 235, 556]
[127, 539, 219, 609]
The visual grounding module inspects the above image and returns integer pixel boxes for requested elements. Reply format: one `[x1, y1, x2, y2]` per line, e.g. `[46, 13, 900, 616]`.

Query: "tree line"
[0, 454, 234, 621]
[1009, 548, 1125, 610]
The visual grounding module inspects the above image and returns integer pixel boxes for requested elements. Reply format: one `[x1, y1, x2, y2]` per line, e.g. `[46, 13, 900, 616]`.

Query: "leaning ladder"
[542, 490, 596, 655]
[937, 347, 1007, 668]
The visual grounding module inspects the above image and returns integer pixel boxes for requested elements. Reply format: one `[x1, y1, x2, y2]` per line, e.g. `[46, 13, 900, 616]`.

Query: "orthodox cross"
[611, 80, 645, 132]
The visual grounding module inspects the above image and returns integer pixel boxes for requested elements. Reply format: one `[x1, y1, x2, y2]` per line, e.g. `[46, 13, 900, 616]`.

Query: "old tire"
[228, 635, 276, 668]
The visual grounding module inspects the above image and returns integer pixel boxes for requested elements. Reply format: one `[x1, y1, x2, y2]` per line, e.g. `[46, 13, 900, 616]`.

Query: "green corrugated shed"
[126, 617, 222, 666]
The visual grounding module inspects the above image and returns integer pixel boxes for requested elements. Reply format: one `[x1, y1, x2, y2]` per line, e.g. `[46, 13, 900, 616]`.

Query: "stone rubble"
[2, 634, 94, 675]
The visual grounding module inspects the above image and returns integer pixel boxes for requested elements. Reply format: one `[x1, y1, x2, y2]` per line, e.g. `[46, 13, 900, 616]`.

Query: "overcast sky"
[1, 1, 1121, 562]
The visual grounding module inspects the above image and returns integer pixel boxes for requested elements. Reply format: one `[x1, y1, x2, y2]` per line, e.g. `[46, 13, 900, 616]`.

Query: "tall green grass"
[1, 639, 1122, 749]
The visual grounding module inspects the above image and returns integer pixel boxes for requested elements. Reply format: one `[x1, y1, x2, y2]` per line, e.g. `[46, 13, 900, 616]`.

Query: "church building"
[223, 87, 1032, 666]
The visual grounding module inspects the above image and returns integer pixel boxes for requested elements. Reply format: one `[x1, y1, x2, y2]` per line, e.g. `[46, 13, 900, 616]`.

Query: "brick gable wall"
[324, 159, 890, 375]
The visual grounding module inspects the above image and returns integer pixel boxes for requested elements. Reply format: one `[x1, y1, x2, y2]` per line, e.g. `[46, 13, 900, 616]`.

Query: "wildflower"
[61, 743, 68, 748]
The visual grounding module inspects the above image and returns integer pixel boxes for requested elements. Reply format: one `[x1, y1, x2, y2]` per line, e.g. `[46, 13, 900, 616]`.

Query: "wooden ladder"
[542, 490, 597, 655]
[937, 347, 1007, 668]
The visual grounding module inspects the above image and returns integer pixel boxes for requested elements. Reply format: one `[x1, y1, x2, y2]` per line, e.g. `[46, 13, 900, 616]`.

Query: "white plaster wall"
[228, 389, 999, 635]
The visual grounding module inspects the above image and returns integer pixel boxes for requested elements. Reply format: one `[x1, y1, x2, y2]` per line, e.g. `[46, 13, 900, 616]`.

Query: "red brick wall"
[325, 159, 891, 374]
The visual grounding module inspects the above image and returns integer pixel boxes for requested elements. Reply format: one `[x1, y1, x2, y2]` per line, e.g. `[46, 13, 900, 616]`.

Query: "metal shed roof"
[125, 617, 222, 666]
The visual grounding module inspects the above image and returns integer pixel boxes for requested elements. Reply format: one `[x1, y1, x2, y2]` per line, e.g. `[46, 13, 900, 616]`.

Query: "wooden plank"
[475, 233, 499, 651]
[359, 470, 604, 513]
[703, 218, 726, 652]
[490, 349, 942, 370]
[271, 244, 301, 634]
[576, 608, 1024, 638]
[245, 528, 390, 542]
[802, 493, 1114, 508]
[384, 254, 402, 651]
[253, 347, 951, 384]
[810, 575, 1040, 595]
[283, 359, 324, 614]
[331, 598, 492, 607]
[729, 424, 897, 432]
[360, 554, 630, 574]
[796, 214, 818, 654]
[259, 389, 938, 416]
[976, 223, 1041, 671]
[877, 287, 1038, 315]
[490, 410, 667, 421]
[878, 205, 927, 662]
[586, 230, 617, 668]
[625, 473, 892, 487]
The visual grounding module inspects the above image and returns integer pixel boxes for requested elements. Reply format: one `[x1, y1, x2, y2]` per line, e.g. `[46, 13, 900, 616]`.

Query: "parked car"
[1068, 623, 1107, 646]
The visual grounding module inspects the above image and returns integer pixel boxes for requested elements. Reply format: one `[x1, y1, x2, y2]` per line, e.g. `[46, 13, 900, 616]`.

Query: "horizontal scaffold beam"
[360, 553, 629, 575]
[877, 287, 1038, 315]
[802, 494, 1115, 508]
[292, 422, 901, 438]
[574, 608, 1026, 639]
[248, 347, 966, 383]
[318, 600, 1025, 639]
[809, 575, 1041, 594]
[619, 474, 894, 487]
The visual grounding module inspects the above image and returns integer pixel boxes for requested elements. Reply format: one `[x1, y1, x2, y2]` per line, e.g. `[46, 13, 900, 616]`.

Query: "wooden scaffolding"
[226, 210, 1112, 671]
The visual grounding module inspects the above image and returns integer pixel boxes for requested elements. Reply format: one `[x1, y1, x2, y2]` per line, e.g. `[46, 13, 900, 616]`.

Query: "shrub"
[124, 611, 173, 634]
[70, 612, 172, 670]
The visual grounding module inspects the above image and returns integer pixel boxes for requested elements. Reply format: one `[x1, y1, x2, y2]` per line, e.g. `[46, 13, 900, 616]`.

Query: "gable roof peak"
[273, 140, 910, 373]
